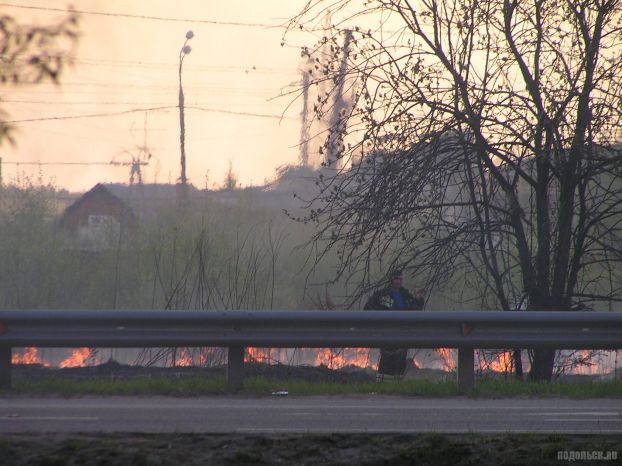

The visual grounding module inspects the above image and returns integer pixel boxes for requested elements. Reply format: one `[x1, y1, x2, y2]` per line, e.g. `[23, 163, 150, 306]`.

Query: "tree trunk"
[513, 349, 523, 380]
[528, 349, 556, 381]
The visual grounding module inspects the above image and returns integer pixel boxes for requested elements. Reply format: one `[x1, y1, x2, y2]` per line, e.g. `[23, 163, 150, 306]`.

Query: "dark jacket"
[364, 286, 423, 311]
[364, 285, 423, 376]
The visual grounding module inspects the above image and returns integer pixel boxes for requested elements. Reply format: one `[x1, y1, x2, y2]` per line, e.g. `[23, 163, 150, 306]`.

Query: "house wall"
[62, 194, 128, 231]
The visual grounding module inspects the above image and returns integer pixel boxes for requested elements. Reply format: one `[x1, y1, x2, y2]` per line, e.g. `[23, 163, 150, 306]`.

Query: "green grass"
[12, 376, 229, 396]
[8, 375, 622, 397]
[472, 377, 622, 398]
[244, 376, 461, 396]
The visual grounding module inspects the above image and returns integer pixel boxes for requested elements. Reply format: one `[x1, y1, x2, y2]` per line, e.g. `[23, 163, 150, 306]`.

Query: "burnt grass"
[1, 432, 621, 466]
[12, 359, 379, 384]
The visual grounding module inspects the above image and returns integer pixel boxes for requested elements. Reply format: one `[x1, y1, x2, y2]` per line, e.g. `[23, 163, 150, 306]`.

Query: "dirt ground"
[1, 432, 621, 466]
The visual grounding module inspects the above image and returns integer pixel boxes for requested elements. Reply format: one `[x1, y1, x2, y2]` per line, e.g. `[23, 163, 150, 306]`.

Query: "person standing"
[364, 270, 424, 379]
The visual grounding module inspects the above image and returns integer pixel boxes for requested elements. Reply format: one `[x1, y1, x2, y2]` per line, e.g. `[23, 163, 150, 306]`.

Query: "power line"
[72, 58, 296, 74]
[3, 91, 283, 103]
[187, 105, 295, 120]
[0, 2, 282, 28]
[5, 83, 290, 98]
[4, 105, 297, 123]
[4, 106, 176, 123]
[2, 160, 110, 165]
[8, 80, 295, 93]
[12, 55, 298, 75]
[3, 99, 175, 105]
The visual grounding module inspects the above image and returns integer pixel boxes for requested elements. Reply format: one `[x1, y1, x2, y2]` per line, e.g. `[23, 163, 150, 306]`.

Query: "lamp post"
[178, 30, 193, 202]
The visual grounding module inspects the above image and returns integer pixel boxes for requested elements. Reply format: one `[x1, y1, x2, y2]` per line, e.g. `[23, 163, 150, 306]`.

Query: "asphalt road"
[1, 395, 621, 434]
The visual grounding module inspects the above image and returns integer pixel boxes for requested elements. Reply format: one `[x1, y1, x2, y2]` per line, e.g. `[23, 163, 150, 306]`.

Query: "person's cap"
[390, 269, 403, 278]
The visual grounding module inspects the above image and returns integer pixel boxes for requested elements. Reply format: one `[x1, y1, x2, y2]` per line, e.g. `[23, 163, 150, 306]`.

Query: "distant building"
[59, 177, 310, 249]
[59, 183, 135, 251]
[104, 183, 193, 221]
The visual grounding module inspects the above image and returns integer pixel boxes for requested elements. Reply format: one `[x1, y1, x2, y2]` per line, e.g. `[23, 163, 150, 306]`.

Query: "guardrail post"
[457, 347, 474, 393]
[227, 346, 245, 392]
[0, 346, 11, 389]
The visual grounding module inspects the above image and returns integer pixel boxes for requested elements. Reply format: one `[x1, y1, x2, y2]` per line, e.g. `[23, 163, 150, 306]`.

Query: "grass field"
[9, 374, 622, 398]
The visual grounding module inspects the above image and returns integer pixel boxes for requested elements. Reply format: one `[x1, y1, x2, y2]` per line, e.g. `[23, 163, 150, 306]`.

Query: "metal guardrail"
[1, 310, 621, 392]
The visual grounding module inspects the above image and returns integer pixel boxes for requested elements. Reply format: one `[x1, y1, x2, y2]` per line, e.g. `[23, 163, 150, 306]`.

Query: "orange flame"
[570, 350, 596, 375]
[313, 348, 346, 369]
[12, 347, 50, 366]
[59, 348, 98, 368]
[483, 350, 514, 373]
[347, 347, 377, 369]
[242, 347, 376, 369]
[245, 347, 274, 363]
[311, 348, 375, 369]
[436, 348, 456, 371]
[411, 356, 422, 369]
[10, 347, 618, 375]
[175, 348, 193, 367]
[174, 347, 225, 367]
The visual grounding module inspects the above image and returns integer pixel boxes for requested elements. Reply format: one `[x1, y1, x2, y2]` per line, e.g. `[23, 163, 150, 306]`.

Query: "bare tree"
[0, 11, 79, 144]
[222, 160, 239, 191]
[286, 0, 622, 381]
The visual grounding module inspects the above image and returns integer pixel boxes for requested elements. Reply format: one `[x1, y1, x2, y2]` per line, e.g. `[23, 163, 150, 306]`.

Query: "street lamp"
[178, 30, 193, 200]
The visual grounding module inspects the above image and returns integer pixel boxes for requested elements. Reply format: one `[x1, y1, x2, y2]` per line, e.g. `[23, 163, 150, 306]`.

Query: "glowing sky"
[2, 0, 309, 192]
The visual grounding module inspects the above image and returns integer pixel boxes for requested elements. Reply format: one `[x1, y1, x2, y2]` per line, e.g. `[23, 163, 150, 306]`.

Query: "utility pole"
[178, 30, 193, 204]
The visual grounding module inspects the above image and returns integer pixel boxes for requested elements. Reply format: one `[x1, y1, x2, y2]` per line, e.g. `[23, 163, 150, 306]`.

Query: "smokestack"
[326, 29, 353, 169]
[299, 61, 311, 167]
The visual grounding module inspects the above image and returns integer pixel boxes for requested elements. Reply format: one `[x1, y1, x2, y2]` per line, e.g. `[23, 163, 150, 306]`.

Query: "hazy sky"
[2, 0, 310, 192]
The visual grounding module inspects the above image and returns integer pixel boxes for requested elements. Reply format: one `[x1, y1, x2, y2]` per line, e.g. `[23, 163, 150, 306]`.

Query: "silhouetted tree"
[286, 0, 622, 381]
[222, 160, 239, 191]
[0, 10, 79, 144]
